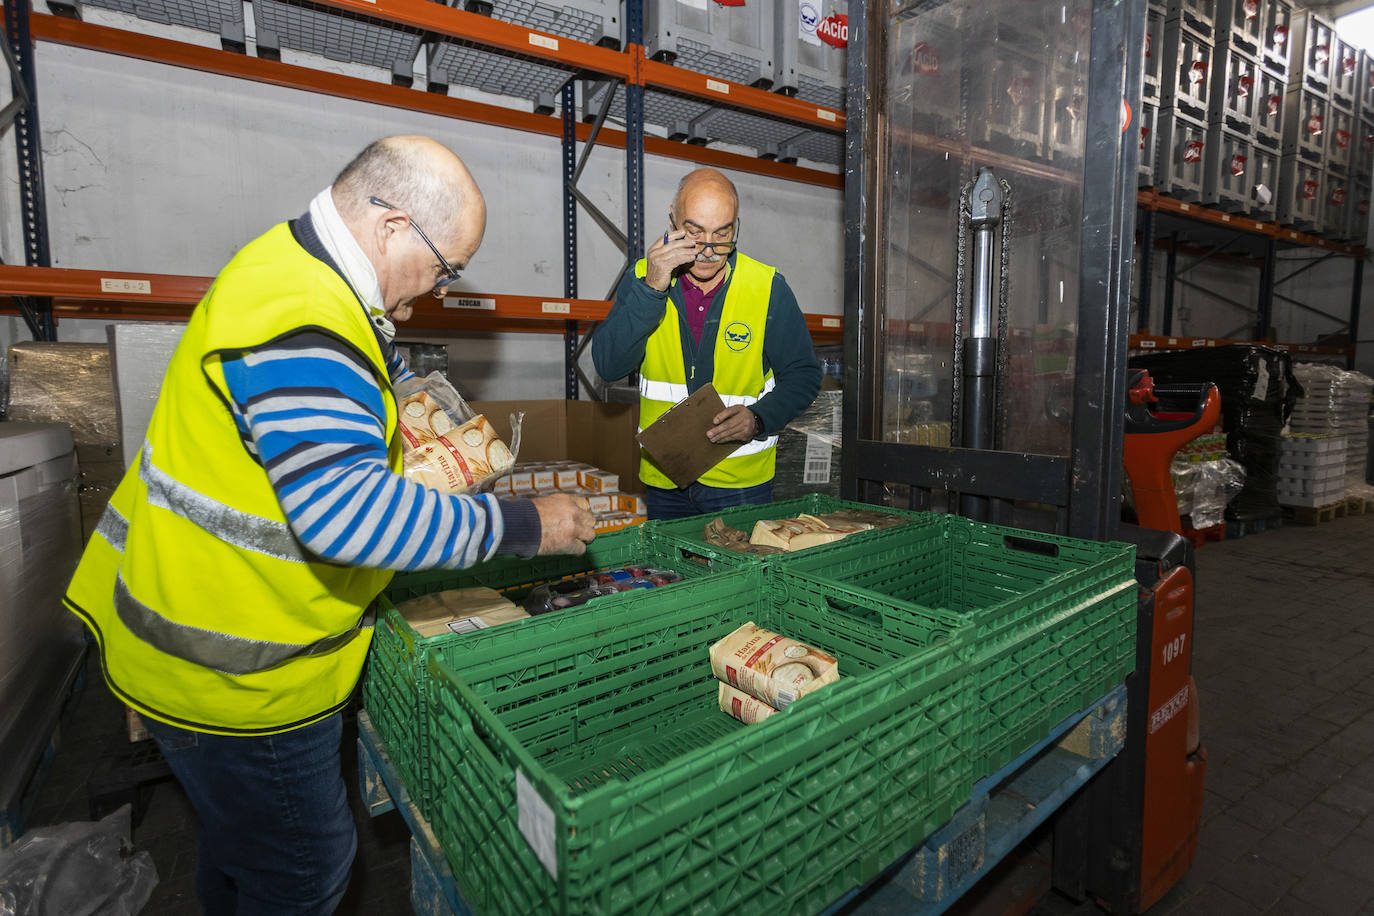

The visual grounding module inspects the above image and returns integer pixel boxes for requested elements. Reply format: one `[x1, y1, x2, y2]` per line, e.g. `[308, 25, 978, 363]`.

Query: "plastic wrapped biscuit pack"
[709, 623, 839, 724]
[395, 372, 518, 495]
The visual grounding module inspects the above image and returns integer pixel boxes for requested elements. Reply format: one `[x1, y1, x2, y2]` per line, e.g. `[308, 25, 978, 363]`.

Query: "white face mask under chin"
[373, 313, 397, 343]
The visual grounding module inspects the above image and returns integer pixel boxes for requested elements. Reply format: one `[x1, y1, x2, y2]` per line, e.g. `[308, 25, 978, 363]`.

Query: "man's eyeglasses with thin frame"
[369, 197, 461, 297]
[670, 215, 740, 255]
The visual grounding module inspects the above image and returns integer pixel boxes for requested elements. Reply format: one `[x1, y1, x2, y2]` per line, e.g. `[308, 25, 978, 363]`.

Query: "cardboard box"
[580, 469, 620, 493]
[472, 400, 641, 494]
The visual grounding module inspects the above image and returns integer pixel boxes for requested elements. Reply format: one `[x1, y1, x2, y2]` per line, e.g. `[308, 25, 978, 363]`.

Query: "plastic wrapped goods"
[395, 372, 519, 494]
[773, 390, 842, 500]
[708, 623, 839, 710]
[521, 566, 683, 616]
[1171, 457, 1246, 529]
[718, 682, 777, 724]
[393, 587, 528, 638]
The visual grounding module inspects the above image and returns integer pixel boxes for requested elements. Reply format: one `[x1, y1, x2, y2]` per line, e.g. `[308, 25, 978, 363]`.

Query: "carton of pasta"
[395, 371, 520, 494]
[708, 622, 839, 710]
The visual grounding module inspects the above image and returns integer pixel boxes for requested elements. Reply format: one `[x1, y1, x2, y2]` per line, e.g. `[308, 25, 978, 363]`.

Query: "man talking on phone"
[592, 167, 822, 520]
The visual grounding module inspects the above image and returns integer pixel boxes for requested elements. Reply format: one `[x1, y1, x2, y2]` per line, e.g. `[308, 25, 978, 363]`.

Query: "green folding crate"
[643, 492, 937, 574]
[361, 527, 717, 817]
[775, 515, 1137, 779]
[425, 568, 973, 916]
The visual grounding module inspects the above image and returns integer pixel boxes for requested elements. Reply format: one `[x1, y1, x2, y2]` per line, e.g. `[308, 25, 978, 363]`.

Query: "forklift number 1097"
[1161, 634, 1187, 667]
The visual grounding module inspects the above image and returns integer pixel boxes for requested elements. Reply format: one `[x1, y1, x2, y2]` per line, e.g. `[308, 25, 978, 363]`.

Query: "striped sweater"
[219, 322, 540, 571]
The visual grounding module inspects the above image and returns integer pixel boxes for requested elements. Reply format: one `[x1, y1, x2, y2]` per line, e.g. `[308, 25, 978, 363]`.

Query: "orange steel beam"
[1139, 188, 1366, 255]
[29, 14, 841, 189]
[1129, 333, 1350, 355]
[0, 264, 212, 303]
[639, 53, 844, 133]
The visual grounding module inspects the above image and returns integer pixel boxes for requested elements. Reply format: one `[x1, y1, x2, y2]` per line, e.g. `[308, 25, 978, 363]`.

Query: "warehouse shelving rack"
[0, 0, 847, 396]
[1135, 187, 1364, 368]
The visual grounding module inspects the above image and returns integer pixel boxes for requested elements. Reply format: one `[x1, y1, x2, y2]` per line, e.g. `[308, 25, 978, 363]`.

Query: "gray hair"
[333, 139, 464, 241]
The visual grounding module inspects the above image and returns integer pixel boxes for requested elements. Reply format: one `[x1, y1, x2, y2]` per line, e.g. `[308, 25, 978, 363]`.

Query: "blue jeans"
[644, 480, 774, 520]
[144, 712, 355, 916]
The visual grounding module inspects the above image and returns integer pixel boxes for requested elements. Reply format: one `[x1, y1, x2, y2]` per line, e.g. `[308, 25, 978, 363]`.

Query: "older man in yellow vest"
[64, 136, 594, 915]
[592, 168, 823, 519]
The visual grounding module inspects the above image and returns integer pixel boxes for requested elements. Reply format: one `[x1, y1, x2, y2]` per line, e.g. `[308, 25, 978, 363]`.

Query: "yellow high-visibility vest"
[64, 222, 401, 736]
[635, 253, 778, 488]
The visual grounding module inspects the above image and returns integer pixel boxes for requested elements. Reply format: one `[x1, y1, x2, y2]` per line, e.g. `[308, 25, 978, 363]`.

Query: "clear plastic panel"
[880, 0, 1103, 457]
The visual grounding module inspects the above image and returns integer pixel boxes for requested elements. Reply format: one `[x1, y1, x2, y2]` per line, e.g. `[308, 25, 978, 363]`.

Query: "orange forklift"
[841, 0, 1208, 910]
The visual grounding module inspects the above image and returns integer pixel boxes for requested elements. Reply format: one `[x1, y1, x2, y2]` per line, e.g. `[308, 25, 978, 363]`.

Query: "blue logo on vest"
[724, 321, 752, 351]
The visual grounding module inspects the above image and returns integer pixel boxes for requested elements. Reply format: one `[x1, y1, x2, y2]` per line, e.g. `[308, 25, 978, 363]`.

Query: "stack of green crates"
[774, 514, 1137, 778]
[362, 525, 721, 815]
[424, 567, 973, 916]
[643, 493, 938, 573]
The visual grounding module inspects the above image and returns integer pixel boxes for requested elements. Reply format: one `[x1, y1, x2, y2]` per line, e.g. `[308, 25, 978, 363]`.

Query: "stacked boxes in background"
[495, 461, 646, 533]
[1275, 434, 1347, 507]
[1288, 362, 1374, 501]
[1279, 10, 1333, 229]
[1157, 0, 1213, 200]
[5, 343, 123, 542]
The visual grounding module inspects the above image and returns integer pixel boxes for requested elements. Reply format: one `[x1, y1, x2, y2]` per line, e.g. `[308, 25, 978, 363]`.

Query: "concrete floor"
[19, 510, 1374, 914]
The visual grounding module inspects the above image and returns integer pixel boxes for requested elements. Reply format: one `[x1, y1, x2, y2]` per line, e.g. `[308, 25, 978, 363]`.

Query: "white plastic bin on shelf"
[1215, 0, 1262, 56]
[1253, 64, 1286, 149]
[428, 0, 620, 106]
[1159, 20, 1213, 121]
[1323, 170, 1350, 238]
[252, 0, 422, 82]
[1156, 106, 1209, 200]
[1276, 154, 1323, 229]
[0, 422, 84, 823]
[968, 35, 1049, 158]
[1202, 125, 1254, 211]
[1331, 34, 1359, 112]
[1287, 10, 1334, 96]
[1282, 87, 1328, 163]
[774, 0, 847, 111]
[1261, 0, 1293, 77]
[644, 0, 775, 89]
[1326, 104, 1356, 175]
[1208, 45, 1260, 131]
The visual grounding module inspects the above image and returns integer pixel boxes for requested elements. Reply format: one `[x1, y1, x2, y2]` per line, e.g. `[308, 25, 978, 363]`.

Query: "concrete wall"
[0, 6, 844, 400]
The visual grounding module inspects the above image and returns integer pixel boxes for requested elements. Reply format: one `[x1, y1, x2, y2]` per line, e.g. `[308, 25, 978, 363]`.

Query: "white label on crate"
[541, 301, 571, 314]
[446, 616, 491, 635]
[706, 78, 730, 95]
[822, 317, 841, 328]
[517, 769, 558, 878]
[1252, 360, 1271, 402]
[101, 277, 151, 295]
[1149, 685, 1190, 734]
[678, 0, 707, 9]
[444, 296, 497, 311]
[803, 433, 833, 484]
[817, 108, 838, 122]
[799, 0, 823, 47]
[528, 33, 559, 52]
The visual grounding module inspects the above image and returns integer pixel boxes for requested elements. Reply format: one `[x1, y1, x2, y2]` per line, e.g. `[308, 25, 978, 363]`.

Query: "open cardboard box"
[471, 400, 642, 495]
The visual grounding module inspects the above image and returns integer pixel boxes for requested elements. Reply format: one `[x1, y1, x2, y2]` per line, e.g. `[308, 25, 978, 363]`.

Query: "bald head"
[674, 167, 739, 219]
[333, 135, 485, 249]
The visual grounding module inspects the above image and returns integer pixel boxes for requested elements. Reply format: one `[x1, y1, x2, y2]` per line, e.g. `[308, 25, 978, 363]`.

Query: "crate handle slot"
[825, 596, 884, 629]
[1004, 534, 1060, 558]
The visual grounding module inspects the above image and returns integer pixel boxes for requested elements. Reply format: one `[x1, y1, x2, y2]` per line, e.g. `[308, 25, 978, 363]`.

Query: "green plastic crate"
[643, 493, 937, 574]
[361, 527, 717, 816]
[775, 515, 1137, 779]
[426, 568, 973, 916]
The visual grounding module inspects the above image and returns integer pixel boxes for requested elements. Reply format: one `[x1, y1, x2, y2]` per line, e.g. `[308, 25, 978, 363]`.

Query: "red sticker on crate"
[1184, 139, 1204, 163]
[1366, 133, 1374, 151]
[1337, 129, 1351, 149]
[818, 13, 848, 48]
[1331, 188, 1347, 207]
[1272, 25, 1288, 47]
[1237, 75, 1253, 98]
[1189, 60, 1208, 84]
[1304, 179, 1319, 200]
[1315, 45, 1330, 67]
[1308, 114, 1325, 136]
[1141, 125, 1150, 150]
[1145, 32, 1152, 58]
[1231, 154, 1247, 176]
[1243, 0, 1257, 19]
[911, 42, 940, 75]
[1268, 95, 1281, 116]
[1345, 57, 1357, 77]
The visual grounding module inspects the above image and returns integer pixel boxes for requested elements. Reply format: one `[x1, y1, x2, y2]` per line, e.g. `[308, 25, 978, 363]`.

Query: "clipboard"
[635, 382, 741, 488]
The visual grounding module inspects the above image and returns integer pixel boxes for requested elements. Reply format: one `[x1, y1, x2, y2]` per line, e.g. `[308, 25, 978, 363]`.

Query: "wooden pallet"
[1345, 495, 1374, 517]
[1283, 501, 1346, 525]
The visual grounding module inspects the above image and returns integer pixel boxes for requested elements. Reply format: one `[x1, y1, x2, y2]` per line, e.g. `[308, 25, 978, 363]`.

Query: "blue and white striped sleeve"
[383, 337, 415, 385]
[219, 331, 541, 570]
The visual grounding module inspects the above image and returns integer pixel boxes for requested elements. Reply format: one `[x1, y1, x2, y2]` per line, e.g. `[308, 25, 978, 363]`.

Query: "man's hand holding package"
[707, 405, 759, 444]
[533, 493, 597, 555]
[643, 229, 701, 292]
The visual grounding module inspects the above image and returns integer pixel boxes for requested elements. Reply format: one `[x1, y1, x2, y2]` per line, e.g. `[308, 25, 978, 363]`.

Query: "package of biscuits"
[394, 371, 521, 495]
[708, 622, 839, 710]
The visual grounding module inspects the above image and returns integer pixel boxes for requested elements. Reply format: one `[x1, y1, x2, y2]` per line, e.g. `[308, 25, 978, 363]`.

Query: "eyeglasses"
[369, 197, 462, 296]
[670, 215, 739, 255]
